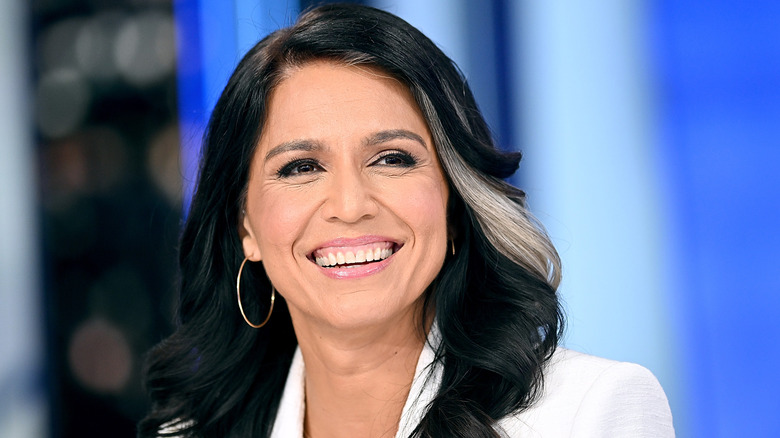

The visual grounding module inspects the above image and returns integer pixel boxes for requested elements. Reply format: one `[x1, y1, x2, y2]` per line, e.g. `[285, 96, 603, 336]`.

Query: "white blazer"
[271, 330, 675, 437]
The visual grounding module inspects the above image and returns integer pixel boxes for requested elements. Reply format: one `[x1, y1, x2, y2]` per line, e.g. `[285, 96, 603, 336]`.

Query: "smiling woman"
[139, 4, 674, 438]
[240, 62, 448, 335]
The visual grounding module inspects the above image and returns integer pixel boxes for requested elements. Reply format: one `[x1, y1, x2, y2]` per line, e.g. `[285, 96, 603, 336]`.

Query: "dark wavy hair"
[139, 4, 563, 437]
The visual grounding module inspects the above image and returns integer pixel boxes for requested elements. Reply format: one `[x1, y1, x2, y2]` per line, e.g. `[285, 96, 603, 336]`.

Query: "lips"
[308, 237, 402, 272]
[312, 241, 396, 268]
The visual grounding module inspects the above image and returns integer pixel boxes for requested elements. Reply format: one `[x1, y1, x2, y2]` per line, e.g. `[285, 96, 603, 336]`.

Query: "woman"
[140, 4, 674, 437]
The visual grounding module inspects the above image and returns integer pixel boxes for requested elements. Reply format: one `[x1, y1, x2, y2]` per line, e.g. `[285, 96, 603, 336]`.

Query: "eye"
[277, 159, 322, 178]
[372, 151, 418, 167]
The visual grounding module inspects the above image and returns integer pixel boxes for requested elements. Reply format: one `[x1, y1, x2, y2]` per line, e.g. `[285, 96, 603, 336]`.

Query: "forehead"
[259, 61, 431, 145]
[272, 60, 408, 103]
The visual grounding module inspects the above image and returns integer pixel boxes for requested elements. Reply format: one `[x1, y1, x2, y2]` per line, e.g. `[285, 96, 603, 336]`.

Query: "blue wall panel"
[651, 1, 780, 436]
[174, 0, 298, 211]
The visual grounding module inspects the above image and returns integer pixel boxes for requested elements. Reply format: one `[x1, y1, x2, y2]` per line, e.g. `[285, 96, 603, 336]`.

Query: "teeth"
[314, 245, 396, 267]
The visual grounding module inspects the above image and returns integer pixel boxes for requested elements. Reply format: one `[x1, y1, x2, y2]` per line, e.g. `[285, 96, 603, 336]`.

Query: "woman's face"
[240, 61, 450, 331]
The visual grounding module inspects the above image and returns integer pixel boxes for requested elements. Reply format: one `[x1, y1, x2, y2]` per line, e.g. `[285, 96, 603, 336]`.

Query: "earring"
[450, 239, 456, 256]
[236, 257, 275, 328]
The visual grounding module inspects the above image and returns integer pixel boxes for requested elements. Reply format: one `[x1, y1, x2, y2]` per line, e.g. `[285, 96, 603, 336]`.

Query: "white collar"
[270, 326, 443, 438]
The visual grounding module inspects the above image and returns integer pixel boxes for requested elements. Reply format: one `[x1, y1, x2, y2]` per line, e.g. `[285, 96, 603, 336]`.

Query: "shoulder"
[496, 348, 675, 437]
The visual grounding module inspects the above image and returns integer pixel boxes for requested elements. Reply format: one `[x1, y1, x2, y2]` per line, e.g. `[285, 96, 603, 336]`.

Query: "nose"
[320, 167, 378, 223]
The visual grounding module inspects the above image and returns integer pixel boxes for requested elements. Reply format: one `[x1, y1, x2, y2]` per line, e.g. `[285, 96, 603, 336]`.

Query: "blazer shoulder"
[550, 348, 665, 390]
[497, 348, 675, 437]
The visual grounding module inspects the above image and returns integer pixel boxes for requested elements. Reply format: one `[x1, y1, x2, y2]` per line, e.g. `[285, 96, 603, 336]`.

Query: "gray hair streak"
[417, 91, 562, 290]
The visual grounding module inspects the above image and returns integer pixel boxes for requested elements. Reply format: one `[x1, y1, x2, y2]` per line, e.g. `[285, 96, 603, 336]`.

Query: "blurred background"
[1, 0, 778, 437]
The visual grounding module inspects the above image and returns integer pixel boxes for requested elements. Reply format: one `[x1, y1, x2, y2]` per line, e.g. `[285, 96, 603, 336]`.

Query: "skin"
[239, 61, 450, 437]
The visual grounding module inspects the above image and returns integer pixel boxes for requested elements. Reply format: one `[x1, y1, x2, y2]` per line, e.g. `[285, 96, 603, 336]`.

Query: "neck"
[291, 309, 430, 438]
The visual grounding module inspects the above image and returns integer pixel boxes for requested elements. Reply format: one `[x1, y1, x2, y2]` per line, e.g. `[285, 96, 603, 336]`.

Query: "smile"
[311, 241, 400, 268]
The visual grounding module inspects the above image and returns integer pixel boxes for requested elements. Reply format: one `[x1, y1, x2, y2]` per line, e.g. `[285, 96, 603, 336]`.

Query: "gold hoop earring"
[450, 239, 456, 256]
[236, 257, 275, 328]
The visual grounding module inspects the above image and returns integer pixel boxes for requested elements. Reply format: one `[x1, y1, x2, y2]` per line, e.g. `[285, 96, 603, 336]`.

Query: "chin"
[319, 298, 422, 332]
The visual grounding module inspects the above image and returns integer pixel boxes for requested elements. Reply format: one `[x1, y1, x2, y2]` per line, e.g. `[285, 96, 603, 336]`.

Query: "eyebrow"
[264, 129, 427, 161]
[363, 129, 427, 148]
[264, 139, 323, 161]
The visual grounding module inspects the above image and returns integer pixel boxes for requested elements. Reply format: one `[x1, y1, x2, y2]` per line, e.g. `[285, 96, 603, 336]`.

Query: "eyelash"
[372, 150, 418, 167]
[275, 150, 419, 178]
[277, 159, 320, 178]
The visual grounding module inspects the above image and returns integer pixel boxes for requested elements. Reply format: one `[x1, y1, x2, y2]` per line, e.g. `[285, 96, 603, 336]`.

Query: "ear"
[238, 212, 262, 261]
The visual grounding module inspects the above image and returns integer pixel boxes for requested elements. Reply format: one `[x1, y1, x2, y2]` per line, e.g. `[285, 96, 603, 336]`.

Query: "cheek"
[254, 189, 313, 250]
[396, 179, 449, 236]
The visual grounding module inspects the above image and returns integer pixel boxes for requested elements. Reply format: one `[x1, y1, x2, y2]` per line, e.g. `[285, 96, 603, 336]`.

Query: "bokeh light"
[146, 123, 182, 206]
[115, 10, 176, 87]
[75, 11, 126, 81]
[31, 1, 181, 436]
[35, 69, 91, 139]
[68, 318, 132, 394]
